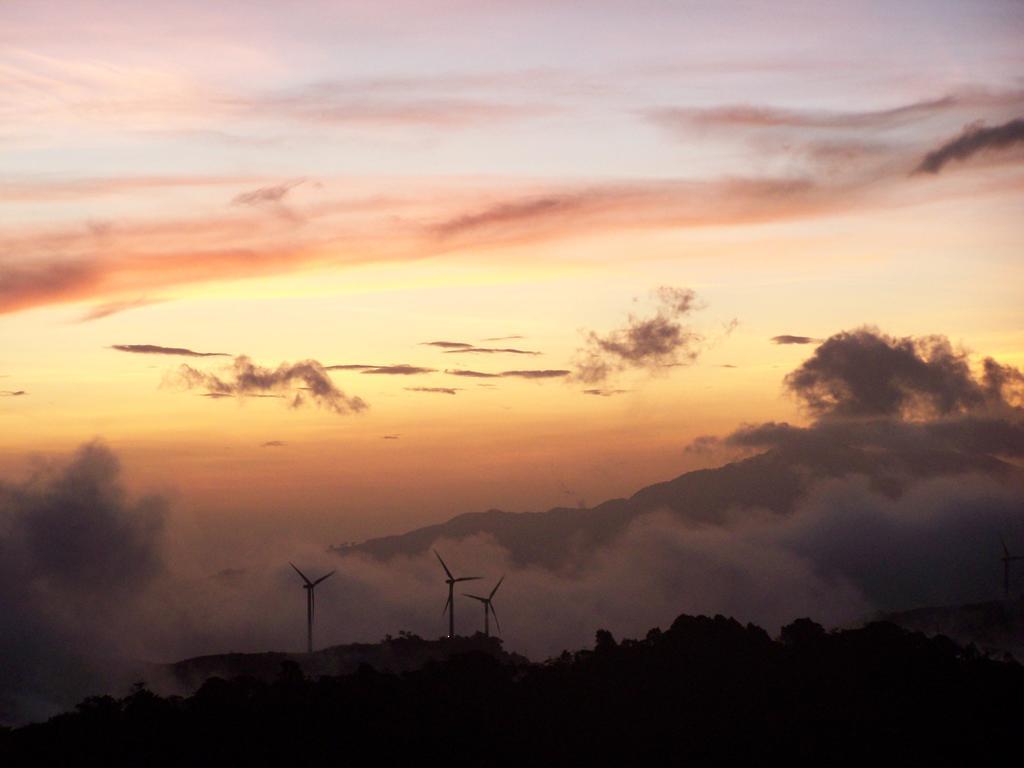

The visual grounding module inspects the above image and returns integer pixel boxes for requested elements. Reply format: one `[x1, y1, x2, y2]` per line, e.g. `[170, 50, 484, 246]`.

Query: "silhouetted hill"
[875, 597, 1024, 660]
[4, 612, 1022, 766]
[148, 633, 526, 696]
[337, 443, 1014, 567]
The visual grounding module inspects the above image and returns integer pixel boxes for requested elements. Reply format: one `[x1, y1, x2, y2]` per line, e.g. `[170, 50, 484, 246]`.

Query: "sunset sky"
[3, 0, 1023, 551]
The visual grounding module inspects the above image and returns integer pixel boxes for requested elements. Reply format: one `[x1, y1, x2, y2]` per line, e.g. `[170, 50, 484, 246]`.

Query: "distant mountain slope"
[875, 598, 1024, 660]
[149, 634, 525, 696]
[336, 443, 1013, 567]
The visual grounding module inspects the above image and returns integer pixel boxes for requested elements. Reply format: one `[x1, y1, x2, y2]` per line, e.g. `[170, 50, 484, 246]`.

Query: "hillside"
[336, 442, 1014, 567]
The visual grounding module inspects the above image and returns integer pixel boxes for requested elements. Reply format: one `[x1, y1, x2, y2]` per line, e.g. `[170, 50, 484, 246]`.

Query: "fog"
[3, 439, 1021, 724]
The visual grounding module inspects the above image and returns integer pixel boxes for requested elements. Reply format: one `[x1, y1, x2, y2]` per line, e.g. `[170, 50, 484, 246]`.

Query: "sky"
[2, 0, 1024, 719]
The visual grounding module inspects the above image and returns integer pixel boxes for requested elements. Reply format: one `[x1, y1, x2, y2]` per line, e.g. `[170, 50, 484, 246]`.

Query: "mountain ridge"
[335, 442, 1016, 567]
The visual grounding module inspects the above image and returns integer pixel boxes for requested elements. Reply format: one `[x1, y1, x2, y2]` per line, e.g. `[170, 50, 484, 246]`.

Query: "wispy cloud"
[404, 387, 460, 395]
[175, 356, 367, 414]
[261, 440, 286, 447]
[231, 180, 304, 206]
[420, 341, 474, 349]
[2, 390, 28, 396]
[112, 344, 230, 357]
[913, 118, 1024, 174]
[444, 368, 568, 379]
[4, 115, 1019, 319]
[325, 364, 378, 371]
[646, 90, 1024, 132]
[443, 347, 540, 355]
[499, 369, 569, 379]
[360, 365, 436, 375]
[231, 180, 306, 222]
[583, 388, 629, 397]
[444, 369, 500, 378]
[649, 97, 953, 132]
[78, 298, 163, 322]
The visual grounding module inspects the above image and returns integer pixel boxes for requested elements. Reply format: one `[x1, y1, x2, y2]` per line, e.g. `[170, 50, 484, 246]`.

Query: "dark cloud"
[716, 416, 1024, 460]
[112, 344, 230, 357]
[0, 441, 167, 722]
[771, 335, 821, 345]
[231, 180, 304, 206]
[574, 287, 703, 383]
[500, 370, 569, 379]
[443, 347, 540, 355]
[420, 341, 474, 349]
[261, 440, 286, 447]
[381, 434, 400, 440]
[914, 118, 1024, 174]
[2, 390, 27, 396]
[404, 387, 460, 395]
[445, 369, 500, 378]
[782, 328, 1003, 419]
[690, 328, 1024, 464]
[583, 388, 629, 397]
[325, 364, 377, 371]
[360, 365, 436, 375]
[443, 368, 567, 379]
[78, 298, 163, 322]
[176, 356, 367, 414]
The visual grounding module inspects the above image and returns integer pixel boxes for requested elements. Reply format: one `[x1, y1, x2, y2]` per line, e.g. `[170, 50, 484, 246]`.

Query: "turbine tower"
[464, 575, 504, 638]
[290, 562, 335, 653]
[1001, 538, 1024, 600]
[435, 550, 481, 639]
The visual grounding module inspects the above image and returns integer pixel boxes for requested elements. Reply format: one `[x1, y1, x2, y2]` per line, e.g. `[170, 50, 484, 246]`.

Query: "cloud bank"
[0, 441, 167, 723]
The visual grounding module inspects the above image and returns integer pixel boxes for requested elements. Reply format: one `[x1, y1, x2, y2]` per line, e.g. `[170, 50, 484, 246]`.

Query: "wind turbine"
[1000, 538, 1024, 600]
[435, 550, 481, 638]
[464, 575, 504, 638]
[290, 562, 335, 653]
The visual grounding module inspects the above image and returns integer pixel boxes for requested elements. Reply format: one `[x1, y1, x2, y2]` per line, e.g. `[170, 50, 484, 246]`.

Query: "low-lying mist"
[3, 438, 1022, 724]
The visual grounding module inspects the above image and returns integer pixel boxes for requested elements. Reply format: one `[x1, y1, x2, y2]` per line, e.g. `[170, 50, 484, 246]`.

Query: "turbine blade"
[313, 570, 335, 586]
[434, 550, 453, 580]
[442, 593, 452, 616]
[1002, 537, 1010, 558]
[290, 562, 313, 586]
[489, 575, 505, 599]
[463, 594, 486, 601]
[490, 604, 501, 636]
[454, 576, 482, 582]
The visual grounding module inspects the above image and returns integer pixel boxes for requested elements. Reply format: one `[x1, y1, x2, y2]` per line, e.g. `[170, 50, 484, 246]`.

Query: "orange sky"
[2, 0, 1023, 546]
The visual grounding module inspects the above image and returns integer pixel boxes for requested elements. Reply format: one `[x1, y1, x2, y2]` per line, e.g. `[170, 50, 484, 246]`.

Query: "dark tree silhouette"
[2, 612, 1021, 766]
